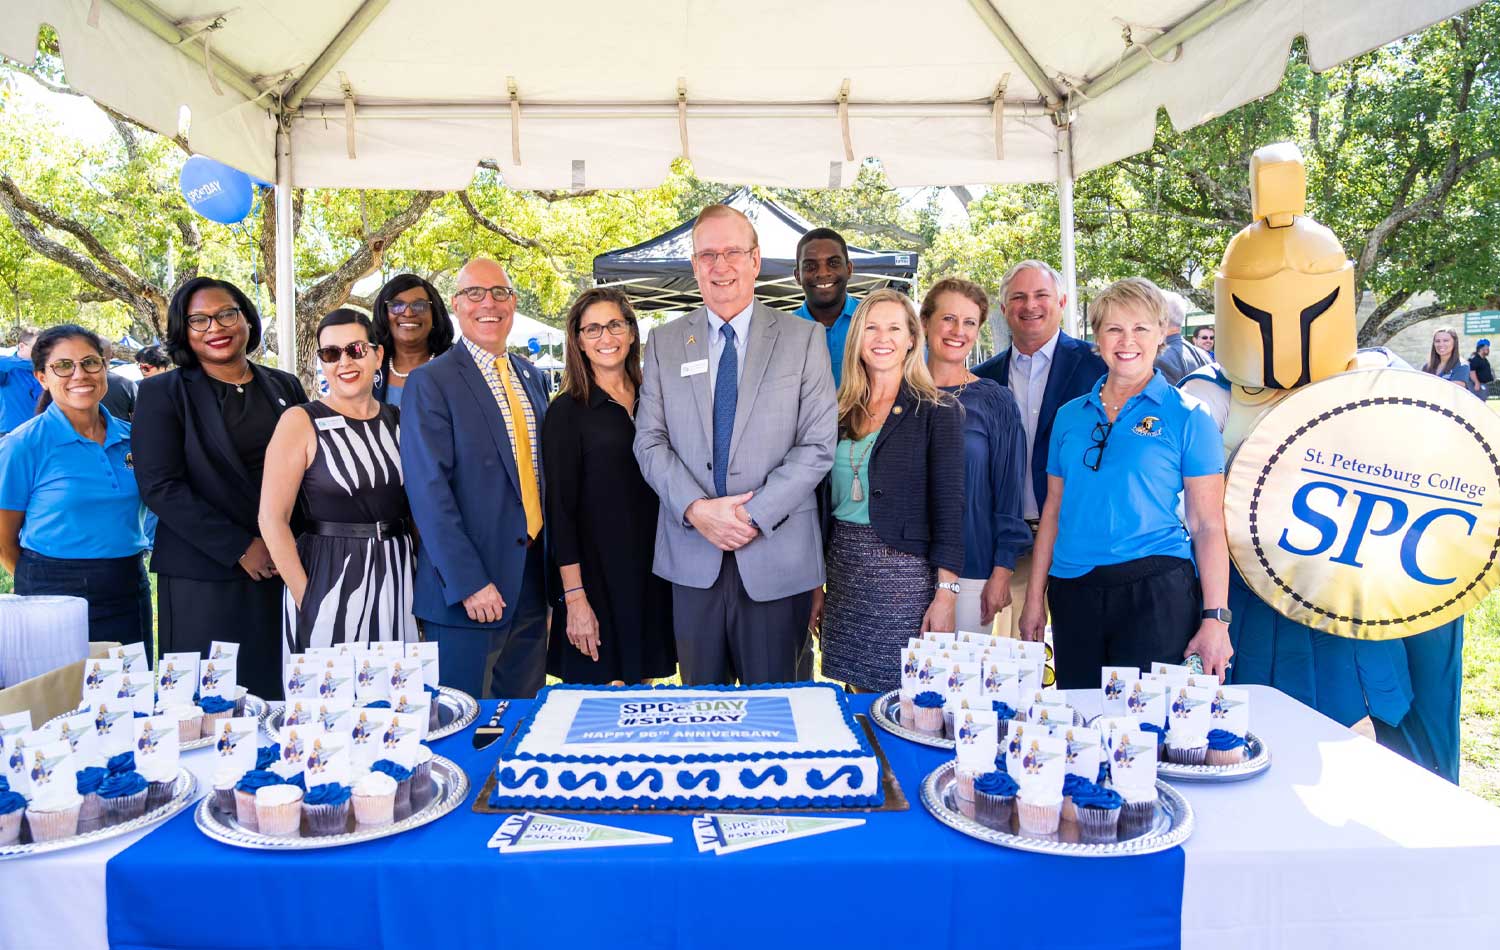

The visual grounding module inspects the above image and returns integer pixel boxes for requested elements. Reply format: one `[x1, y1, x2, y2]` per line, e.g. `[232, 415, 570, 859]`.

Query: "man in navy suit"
[400, 258, 550, 699]
[973, 260, 1106, 635]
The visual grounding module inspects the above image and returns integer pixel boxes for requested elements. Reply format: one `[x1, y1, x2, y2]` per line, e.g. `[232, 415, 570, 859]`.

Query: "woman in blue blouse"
[0, 325, 150, 643]
[921, 278, 1030, 633]
[816, 289, 965, 692]
[1018, 278, 1232, 688]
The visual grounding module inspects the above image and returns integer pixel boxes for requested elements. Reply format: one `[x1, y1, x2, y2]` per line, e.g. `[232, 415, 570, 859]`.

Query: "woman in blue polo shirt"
[0, 325, 150, 643]
[1018, 278, 1232, 688]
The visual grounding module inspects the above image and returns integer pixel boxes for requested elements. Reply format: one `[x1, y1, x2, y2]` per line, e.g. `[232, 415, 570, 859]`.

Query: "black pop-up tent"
[592, 189, 918, 313]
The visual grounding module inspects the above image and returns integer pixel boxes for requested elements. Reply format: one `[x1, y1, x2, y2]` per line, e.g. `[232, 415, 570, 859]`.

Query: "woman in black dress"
[261, 309, 416, 649]
[134, 278, 308, 699]
[542, 288, 675, 684]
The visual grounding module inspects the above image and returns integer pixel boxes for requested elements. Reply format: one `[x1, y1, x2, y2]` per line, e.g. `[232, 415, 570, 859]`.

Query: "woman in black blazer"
[816, 289, 964, 692]
[133, 278, 308, 699]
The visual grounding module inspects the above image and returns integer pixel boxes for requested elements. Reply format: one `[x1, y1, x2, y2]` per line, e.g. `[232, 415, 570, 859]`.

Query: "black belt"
[306, 519, 410, 542]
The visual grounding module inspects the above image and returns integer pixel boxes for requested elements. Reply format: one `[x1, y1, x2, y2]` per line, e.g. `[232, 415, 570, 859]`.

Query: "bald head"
[454, 257, 517, 355]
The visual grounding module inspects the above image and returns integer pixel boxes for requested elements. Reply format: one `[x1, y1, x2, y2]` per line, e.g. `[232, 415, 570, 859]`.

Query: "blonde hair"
[1088, 277, 1170, 338]
[837, 289, 949, 438]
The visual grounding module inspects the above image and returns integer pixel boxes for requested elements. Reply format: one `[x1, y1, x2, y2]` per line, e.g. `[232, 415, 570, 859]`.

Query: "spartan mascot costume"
[1182, 143, 1500, 783]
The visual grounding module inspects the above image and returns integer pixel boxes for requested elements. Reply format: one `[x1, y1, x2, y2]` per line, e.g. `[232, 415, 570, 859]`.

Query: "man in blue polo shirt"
[0, 327, 42, 437]
[793, 228, 859, 388]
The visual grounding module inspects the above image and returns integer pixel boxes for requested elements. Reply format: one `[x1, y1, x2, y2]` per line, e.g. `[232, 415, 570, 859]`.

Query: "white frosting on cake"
[492, 683, 883, 810]
[255, 784, 303, 807]
[354, 772, 397, 797]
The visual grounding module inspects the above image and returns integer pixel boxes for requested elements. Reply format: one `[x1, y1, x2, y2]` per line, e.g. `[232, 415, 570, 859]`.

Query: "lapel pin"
[687, 335, 696, 345]
[278, 398, 287, 406]
[892, 406, 903, 415]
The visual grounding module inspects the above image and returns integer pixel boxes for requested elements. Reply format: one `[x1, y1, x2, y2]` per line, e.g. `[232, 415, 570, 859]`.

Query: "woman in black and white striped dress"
[260, 309, 418, 649]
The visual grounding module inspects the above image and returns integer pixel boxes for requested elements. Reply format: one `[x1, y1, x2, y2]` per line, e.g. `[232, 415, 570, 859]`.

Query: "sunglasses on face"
[456, 286, 517, 303]
[387, 300, 433, 317]
[47, 356, 107, 377]
[186, 307, 244, 332]
[316, 342, 374, 364]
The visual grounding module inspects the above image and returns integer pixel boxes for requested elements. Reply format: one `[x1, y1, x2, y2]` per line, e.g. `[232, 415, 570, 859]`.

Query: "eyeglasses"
[387, 300, 432, 317]
[186, 307, 244, 332]
[47, 356, 107, 377]
[456, 286, 517, 303]
[694, 248, 754, 267]
[1083, 421, 1113, 472]
[316, 342, 374, 364]
[579, 319, 633, 341]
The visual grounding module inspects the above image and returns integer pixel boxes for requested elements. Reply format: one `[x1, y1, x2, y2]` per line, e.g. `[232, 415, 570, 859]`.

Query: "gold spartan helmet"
[1214, 143, 1356, 390]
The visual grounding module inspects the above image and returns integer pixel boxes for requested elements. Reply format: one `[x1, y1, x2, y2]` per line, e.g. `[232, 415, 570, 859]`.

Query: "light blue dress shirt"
[1008, 329, 1060, 519]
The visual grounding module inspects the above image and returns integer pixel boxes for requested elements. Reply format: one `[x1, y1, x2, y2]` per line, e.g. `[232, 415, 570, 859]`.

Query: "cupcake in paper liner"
[1164, 737, 1208, 766]
[370, 758, 414, 811]
[140, 761, 178, 811]
[234, 770, 286, 831]
[97, 771, 149, 827]
[1115, 784, 1157, 838]
[1061, 773, 1091, 823]
[411, 746, 435, 809]
[353, 772, 397, 826]
[167, 705, 203, 744]
[197, 695, 236, 738]
[303, 782, 352, 836]
[211, 764, 241, 815]
[0, 790, 25, 845]
[912, 691, 945, 737]
[899, 691, 916, 729]
[1070, 783, 1123, 843]
[255, 743, 282, 772]
[233, 686, 249, 717]
[991, 702, 1017, 741]
[24, 789, 82, 843]
[75, 766, 109, 827]
[1016, 790, 1062, 837]
[254, 783, 304, 837]
[1206, 729, 1247, 766]
[972, 769, 1018, 832]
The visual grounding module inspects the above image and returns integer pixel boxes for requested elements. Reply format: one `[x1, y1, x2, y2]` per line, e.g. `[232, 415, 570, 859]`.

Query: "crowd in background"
[0, 202, 1472, 784]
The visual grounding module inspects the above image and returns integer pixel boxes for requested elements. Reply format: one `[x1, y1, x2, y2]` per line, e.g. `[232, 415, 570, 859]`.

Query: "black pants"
[14, 549, 151, 645]
[672, 552, 813, 686]
[1048, 556, 1201, 690]
[157, 572, 285, 700]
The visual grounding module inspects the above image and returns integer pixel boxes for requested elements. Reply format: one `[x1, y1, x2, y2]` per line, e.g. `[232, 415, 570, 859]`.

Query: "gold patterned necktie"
[496, 358, 543, 538]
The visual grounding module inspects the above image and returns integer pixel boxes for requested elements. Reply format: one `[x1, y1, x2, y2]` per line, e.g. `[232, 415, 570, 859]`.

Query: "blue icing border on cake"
[806, 765, 863, 790]
[617, 768, 664, 792]
[498, 681, 875, 767]
[558, 770, 608, 791]
[487, 791, 881, 811]
[497, 766, 548, 790]
[675, 768, 721, 791]
[739, 765, 788, 788]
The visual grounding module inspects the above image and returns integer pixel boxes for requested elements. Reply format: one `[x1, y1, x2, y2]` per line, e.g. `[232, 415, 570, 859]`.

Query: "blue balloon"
[527, 337, 540, 354]
[178, 156, 258, 224]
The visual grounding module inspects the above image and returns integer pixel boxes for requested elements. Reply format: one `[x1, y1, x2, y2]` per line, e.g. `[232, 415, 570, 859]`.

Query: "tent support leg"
[1056, 121, 1080, 338]
[274, 127, 298, 373]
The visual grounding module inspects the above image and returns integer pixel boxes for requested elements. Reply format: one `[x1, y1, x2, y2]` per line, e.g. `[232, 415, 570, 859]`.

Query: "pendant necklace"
[849, 432, 877, 503]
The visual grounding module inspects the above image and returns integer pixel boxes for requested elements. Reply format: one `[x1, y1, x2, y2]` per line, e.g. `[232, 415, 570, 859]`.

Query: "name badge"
[681, 359, 709, 378]
[315, 416, 348, 431]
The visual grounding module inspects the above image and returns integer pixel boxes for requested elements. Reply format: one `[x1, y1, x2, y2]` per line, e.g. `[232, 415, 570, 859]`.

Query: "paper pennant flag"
[489, 813, 673, 853]
[693, 814, 865, 854]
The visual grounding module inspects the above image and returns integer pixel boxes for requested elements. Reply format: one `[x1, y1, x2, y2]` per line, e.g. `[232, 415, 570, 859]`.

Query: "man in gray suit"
[635, 204, 837, 685]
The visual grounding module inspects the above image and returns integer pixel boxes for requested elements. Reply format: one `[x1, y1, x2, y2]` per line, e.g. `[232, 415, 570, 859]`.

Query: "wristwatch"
[1201, 607, 1233, 624]
[936, 581, 961, 595]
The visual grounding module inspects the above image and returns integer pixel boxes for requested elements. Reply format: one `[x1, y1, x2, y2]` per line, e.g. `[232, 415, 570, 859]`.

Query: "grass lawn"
[1, 561, 1498, 801]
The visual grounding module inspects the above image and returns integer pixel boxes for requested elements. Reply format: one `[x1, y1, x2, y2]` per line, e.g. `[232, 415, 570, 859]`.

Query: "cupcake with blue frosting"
[370, 758, 414, 811]
[1072, 783, 1124, 843]
[912, 690, 945, 737]
[197, 694, 236, 738]
[98, 771, 149, 826]
[75, 765, 110, 829]
[973, 769, 1018, 831]
[1206, 729, 1247, 766]
[303, 782, 352, 836]
[0, 789, 25, 845]
[424, 684, 442, 732]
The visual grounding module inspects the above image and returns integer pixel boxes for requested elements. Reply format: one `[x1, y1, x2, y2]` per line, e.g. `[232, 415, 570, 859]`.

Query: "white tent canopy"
[3, 0, 1477, 368]
[506, 312, 564, 350]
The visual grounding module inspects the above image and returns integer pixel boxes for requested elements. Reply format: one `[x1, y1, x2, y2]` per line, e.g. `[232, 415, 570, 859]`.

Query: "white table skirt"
[3, 686, 1499, 949]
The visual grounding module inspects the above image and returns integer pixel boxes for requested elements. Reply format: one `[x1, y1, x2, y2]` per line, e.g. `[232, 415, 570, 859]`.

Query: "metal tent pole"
[274, 127, 297, 372]
[1056, 121, 1080, 338]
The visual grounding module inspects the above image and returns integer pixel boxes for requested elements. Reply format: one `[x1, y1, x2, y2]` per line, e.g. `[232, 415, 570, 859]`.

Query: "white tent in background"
[506, 312, 565, 350]
[3, 1, 1479, 369]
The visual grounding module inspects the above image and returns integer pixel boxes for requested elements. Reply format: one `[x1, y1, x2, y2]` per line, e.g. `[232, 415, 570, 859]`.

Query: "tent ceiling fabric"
[2, 0, 1478, 189]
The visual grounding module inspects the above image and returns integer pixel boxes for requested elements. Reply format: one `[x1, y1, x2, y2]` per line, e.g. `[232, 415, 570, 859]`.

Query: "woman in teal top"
[0, 325, 150, 643]
[817, 289, 964, 692]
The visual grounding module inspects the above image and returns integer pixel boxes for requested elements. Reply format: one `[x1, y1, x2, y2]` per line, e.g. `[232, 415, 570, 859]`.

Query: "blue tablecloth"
[106, 697, 1184, 950]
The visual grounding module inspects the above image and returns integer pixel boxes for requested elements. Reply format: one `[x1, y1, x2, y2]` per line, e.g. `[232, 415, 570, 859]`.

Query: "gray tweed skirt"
[820, 520, 936, 692]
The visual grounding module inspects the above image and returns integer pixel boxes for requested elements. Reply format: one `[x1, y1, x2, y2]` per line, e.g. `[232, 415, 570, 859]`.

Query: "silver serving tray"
[45, 689, 268, 753]
[0, 766, 198, 860]
[1084, 715, 1271, 783]
[920, 759, 1192, 857]
[194, 755, 468, 851]
[870, 689, 1083, 751]
[264, 686, 477, 742]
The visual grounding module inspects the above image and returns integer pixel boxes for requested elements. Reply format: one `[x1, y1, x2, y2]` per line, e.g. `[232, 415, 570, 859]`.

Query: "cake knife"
[472, 701, 511, 750]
